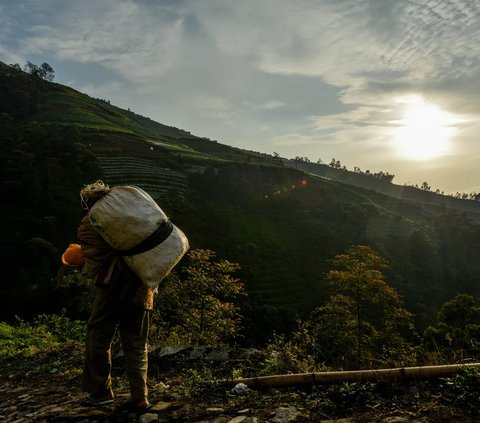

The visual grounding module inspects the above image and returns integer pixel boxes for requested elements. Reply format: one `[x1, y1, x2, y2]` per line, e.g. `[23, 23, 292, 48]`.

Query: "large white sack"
[89, 185, 189, 289]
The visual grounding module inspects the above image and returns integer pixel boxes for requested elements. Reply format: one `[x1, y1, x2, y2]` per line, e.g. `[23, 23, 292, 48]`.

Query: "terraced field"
[98, 156, 188, 200]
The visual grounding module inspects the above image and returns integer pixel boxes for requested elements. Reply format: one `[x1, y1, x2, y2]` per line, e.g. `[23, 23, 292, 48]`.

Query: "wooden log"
[229, 362, 480, 388]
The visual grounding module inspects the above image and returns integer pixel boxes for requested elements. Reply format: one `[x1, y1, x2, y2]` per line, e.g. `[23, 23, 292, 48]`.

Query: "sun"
[392, 96, 458, 160]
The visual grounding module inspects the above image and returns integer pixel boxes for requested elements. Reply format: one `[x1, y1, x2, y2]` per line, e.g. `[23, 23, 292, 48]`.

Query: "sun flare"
[392, 96, 459, 160]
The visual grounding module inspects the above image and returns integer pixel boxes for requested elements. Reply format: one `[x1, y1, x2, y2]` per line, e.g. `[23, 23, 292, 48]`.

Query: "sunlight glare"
[392, 96, 459, 160]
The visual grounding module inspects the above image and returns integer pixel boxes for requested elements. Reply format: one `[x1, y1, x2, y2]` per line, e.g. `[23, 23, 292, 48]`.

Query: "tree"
[302, 294, 358, 368]
[23, 61, 40, 76]
[272, 151, 282, 164]
[424, 294, 480, 360]
[322, 245, 416, 368]
[39, 63, 55, 81]
[421, 181, 431, 191]
[23, 61, 55, 81]
[329, 158, 341, 169]
[151, 249, 244, 346]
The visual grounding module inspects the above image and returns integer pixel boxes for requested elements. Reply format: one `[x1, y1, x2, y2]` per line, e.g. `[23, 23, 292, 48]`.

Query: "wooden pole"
[228, 362, 480, 388]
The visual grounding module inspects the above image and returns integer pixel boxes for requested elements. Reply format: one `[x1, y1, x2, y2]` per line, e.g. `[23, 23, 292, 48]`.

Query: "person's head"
[80, 180, 111, 211]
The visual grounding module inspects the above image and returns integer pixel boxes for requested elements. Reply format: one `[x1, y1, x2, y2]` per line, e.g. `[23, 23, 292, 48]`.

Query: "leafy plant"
[150, 249, 244, 346]
[0, 314, 86, 359]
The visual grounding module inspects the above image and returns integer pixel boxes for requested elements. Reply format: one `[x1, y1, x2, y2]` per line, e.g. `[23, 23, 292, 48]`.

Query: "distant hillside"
[2, 61, 480, 341]
[285, 159, 480, 224]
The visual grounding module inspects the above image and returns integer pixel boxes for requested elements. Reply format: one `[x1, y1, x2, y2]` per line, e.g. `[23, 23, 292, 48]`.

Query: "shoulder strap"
[119, 220, 174, 256]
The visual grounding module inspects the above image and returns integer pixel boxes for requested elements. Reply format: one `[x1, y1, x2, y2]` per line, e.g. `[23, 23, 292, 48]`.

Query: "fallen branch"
[228, 362, 480, 388]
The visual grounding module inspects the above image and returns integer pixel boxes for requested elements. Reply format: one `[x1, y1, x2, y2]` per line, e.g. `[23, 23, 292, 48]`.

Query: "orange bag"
[61, 243, 85, 268]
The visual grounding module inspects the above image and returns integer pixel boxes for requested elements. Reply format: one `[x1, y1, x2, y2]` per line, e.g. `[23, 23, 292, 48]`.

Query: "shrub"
[0, 314, 86, 359]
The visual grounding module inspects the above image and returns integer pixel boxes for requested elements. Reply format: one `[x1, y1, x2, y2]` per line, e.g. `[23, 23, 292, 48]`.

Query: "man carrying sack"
[76, 181, 153, 412]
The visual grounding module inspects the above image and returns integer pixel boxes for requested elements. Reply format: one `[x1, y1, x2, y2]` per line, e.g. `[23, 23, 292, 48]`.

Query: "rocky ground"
[1, 342, 480, 422]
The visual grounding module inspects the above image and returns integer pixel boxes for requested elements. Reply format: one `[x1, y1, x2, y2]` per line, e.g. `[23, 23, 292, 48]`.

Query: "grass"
[0, 315, 86, 360]
[0, 286, 478, 422]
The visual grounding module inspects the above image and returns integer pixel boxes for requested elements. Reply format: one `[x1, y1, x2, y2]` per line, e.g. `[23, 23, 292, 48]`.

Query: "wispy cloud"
[2, 0, 480, 192]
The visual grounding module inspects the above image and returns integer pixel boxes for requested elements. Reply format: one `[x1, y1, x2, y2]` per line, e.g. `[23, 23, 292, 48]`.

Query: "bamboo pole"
[228, 362, 480, 388]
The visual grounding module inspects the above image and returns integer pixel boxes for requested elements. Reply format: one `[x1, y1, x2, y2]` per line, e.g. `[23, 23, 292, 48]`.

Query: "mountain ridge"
[2, 60, 480, 338]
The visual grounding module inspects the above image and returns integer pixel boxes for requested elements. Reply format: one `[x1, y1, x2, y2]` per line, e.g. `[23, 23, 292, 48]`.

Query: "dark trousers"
[82, 288, 150, 401]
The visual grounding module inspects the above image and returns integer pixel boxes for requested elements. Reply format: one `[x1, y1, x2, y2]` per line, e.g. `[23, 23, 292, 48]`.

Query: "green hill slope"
[2, 61, 480, 340]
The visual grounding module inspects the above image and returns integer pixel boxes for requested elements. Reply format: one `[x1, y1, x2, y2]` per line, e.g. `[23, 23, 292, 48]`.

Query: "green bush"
[33, 313, 86, 342]
[0, 314, 86, 359]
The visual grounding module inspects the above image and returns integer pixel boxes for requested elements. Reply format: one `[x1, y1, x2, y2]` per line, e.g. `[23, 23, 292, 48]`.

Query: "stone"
[207, 407, 225, 413]
[383, 417, 408, 423]
[151, 401, 172, 412]
[231, 383, 249, 395]
[271, 406, 299, 422]
[206, 348, 230, 362]
[158, 345, 189, 358]
[190, 346, 209, 359]
[139, 413, 159, 423]
[227, 417, 257, 423]
[320, 420, 353, 423]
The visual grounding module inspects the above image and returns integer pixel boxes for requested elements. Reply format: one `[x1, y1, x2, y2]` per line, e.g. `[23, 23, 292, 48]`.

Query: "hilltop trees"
[22, 61, 55, 81]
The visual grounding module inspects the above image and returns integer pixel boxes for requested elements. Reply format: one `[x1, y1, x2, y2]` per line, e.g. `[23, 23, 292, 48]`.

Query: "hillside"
[2, 61, 480, 339]
[287, 158, 480, 224]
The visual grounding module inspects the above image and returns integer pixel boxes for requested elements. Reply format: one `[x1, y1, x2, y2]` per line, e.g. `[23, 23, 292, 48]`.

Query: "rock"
[206, 348, 229, 362]
[228, 416, 258, 423]
[151, 401, 172, 412]
[383, 417, 408, 423]
[190, 345, 209, 359]
[158, 345, 189, 358]
[139, 413, 159, 423]
[271, 406, 299, 422]
[320, 419, 354, 423]
[231, 383, 249, 395]
[207, 407, 225, 413]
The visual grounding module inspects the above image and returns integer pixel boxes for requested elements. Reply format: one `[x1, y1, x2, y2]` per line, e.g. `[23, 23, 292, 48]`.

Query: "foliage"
[150, 249, 244, 346]
[439, 367, 480, 417]
[23, 61, 55, 81]
[0, 314, 85, 359]
[32, 312, 86, 342]
[260, 330, 326, 375]
[424, 293, 480, 360]
[0, 119, 102, 320]
[55, 266, 96, 317]
[310, 245, 418, 369]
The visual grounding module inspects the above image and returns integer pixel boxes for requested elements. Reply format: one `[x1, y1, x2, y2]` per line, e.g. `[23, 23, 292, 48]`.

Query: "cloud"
[3, 0, 480, 192]
[188, 0, 480, 108]
[258, 100, 286, 110]
[12, 0, 186, 81]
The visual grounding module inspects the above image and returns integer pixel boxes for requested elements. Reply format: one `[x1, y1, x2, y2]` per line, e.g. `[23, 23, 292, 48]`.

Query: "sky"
[1, 0, 480, 194]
